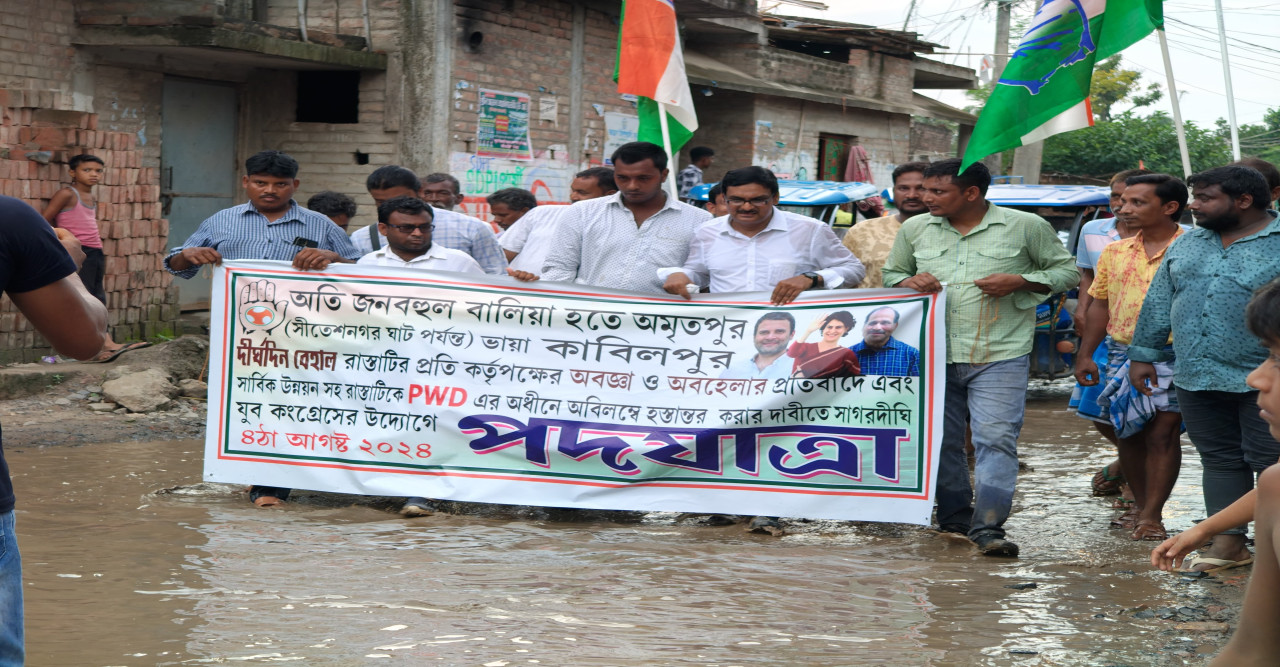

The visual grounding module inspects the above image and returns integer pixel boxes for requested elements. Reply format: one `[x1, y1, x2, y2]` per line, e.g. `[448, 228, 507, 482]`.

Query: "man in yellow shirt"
[842, 162, 930, 288]
[1075, 173, 1188, 543]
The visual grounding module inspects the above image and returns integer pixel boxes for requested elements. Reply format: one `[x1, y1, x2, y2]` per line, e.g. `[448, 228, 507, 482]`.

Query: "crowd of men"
[148, 139, 1280, 568]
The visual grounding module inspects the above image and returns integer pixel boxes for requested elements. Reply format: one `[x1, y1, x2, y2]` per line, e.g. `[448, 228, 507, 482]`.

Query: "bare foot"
[253, 495, 284, 508]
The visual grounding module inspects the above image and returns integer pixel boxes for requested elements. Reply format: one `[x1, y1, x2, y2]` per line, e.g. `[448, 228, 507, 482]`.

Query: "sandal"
[1131, 519, 1168, 541]
[1110, 495, 1134, 510]
[1091, 463, 1125, 496]
[1110, 507, 1139, 529]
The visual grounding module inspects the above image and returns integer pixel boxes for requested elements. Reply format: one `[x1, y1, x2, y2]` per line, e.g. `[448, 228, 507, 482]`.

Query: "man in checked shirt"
[882, 158, 1078, 557]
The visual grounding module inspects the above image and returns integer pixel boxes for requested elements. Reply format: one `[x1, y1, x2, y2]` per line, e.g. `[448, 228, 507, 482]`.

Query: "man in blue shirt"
[1130, 165, 1280, 572]
[850, 306, 920, 377]
[165, 150, 361, 508]
[165, 151, 359, 276]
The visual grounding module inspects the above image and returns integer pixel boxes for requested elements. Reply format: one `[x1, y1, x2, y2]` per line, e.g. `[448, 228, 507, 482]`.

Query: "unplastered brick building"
[0, 0, 972, 360]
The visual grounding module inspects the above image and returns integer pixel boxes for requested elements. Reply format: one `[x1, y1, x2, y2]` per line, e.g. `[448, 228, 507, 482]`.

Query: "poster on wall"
[477, 88, 533, 160]
[603, 112, 640, 165]
[204, 261, 946, 524]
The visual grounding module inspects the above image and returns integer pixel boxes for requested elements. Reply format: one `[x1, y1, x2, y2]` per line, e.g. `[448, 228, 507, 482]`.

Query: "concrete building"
[680, 13, 976, 186]
[0, 0, 973, 360]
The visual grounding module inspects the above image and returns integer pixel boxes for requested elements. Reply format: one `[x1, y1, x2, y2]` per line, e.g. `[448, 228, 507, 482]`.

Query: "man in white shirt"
[351, 166, 507, 275]
[661, 166, 864, 305]
[357, 197, 484, 274]
[357, 196, 480, 517]
[503, 167, 617, 277]
[718, 312, 795, 380]
[538, 142, 711, 293]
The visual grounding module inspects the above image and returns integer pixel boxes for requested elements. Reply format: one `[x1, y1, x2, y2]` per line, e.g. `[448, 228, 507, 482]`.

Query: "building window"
[296, 71, 360, 124]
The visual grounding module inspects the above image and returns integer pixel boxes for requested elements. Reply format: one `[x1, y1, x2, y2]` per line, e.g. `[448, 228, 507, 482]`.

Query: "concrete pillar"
[400, 0, 453, 175]
[956, 123, 973, 159]
[1011, 140, 1043, 184]
[568, 4, 586, 168]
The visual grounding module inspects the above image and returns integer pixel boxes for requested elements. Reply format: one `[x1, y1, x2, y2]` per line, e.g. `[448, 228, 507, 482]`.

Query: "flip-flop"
[1179, 554, 1254, 575]
[87, 341, 151, 364]
[1092, 464, 1125, 496]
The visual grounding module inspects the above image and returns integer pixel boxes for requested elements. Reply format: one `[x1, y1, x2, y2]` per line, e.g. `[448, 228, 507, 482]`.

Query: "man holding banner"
[883, 158, 1078, 557]
[164, 150, 362, 508]
[659, 166, 864, 306]
[541, 141, 710, 293]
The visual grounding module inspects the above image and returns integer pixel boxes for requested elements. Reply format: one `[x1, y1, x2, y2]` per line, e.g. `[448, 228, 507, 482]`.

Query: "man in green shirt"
[882, 158, 1078, 557]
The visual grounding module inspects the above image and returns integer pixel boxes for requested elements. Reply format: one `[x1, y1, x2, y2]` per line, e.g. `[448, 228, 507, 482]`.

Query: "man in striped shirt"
[164, 150, 363, 509]
[165, 150, 360, 277]
[352, 167, 508, 275]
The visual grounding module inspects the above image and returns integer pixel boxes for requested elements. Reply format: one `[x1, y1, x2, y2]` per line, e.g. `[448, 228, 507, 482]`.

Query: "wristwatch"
[802, 272, 821, 288]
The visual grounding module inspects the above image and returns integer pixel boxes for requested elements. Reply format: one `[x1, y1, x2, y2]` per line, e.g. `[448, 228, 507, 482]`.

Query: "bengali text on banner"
[204, 260, 946, 523]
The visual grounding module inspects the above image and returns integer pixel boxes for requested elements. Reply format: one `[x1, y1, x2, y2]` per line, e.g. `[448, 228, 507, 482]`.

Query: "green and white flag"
[960, 0, 1164, 170]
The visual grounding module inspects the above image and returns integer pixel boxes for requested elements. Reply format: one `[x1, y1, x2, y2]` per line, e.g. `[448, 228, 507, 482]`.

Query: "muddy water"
[11, 396, 1241, 666]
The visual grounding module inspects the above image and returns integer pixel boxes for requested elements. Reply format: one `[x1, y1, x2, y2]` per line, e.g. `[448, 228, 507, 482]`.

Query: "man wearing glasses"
[357, 197, 483, 274]
[660, 166, 864, 305]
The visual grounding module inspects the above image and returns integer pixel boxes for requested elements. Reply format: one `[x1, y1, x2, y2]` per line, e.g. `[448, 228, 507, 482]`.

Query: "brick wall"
[251, 69, 401, 232]
[258, 0, 639, 224]
[0, 90, 177, 362]
[910, 121, 954, 160]
[579, 5, 635, 166]
[684, 90, 756, 182]
[447, 0, 634, 217]
[0, 0, 77, 94]
[758, 48, 856, 97]
[264, 0, 398, 49]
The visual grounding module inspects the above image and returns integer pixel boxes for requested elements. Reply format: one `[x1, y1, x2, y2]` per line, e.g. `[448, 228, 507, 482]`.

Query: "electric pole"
[984, 0, 1013, 175]
[1006, 0, 1044, 184]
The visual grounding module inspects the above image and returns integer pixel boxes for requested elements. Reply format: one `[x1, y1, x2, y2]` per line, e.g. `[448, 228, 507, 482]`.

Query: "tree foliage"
[1089, 56, 1162, 121]
[1233, 107, 1280, 165]
[1042, 111, 1231, 178]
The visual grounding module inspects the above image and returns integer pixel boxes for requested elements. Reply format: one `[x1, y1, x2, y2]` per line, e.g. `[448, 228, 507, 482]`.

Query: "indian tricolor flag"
[616, 0, 699, 153]
[960, 0, 1163, 170]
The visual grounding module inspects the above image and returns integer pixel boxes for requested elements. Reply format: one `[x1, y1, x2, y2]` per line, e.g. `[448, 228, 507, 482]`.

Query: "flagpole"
[1215, 0, 1241, 160]
[1158, 29, 1193, 178]
[657, 101, 679, 198]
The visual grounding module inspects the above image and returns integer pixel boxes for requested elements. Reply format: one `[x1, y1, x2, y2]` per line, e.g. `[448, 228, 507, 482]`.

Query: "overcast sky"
[783, 0, 1280, 130]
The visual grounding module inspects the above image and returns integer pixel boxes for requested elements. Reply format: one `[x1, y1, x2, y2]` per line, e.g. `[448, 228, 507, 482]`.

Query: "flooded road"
[10, 394, 1242, 665]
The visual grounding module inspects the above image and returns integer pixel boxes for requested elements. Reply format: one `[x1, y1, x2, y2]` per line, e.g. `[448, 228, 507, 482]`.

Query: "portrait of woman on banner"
[787, 311, 861, 379]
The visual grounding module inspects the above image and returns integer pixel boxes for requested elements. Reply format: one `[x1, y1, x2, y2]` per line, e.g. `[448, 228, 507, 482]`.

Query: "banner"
[476, 89, 533, 160]
[205, 261, 945, 524]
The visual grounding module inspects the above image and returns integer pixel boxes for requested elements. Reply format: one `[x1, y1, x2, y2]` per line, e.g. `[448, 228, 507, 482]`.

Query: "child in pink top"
[41, 154, 147, 362]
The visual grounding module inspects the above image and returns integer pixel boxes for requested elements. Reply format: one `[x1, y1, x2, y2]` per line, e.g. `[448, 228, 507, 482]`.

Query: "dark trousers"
[1176, 387, 1280, 534]
[78, 247, 106, 304]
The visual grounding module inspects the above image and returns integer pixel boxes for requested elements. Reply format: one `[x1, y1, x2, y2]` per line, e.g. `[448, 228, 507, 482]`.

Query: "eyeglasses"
[726, 196, 772, 207]
[386, 223, 435, 234]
